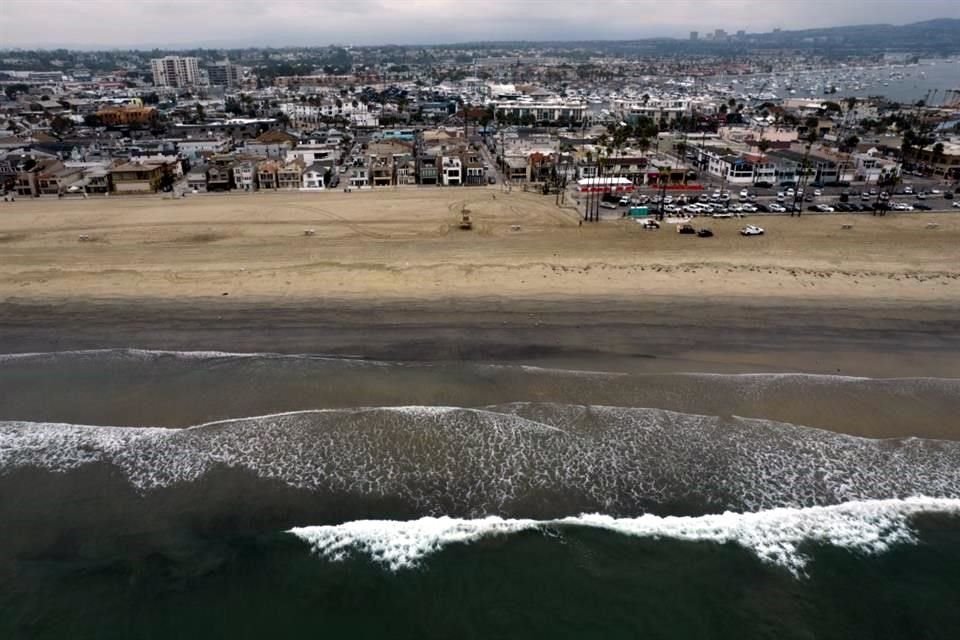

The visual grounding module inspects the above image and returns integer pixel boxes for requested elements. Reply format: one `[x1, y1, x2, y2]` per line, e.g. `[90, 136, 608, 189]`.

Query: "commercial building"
[96, 105, 158, 127]
[493, 101, 587, 124]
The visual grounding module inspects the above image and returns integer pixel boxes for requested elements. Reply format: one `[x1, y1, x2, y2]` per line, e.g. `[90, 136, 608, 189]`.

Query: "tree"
[159, 169, 176, 193]
[638, 137, 651, 157]
[932, 142, 945, 167]
[840, 135, 860, 152]
[225, 97, 243, 115]
[50, 114, 73, 135]
[83, 113, 102, 127]
[195, 103, 205, 122]
[3, 83, 29, 99]
[143, 92, 160, 105]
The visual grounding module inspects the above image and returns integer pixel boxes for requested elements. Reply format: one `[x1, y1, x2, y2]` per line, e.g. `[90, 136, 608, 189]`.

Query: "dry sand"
[1, 188, 958, 303]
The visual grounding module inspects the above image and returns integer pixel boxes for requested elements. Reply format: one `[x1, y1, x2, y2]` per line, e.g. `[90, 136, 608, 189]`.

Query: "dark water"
[2, 350, 959, 639]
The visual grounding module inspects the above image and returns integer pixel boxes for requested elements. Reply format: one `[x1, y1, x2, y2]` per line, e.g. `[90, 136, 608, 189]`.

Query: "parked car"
[768, 203, 787, 213]
[677, 223, 697, 235]
[739, 189, 749, 199]
[903, 186, 914, 194]
[913, 203, 932, 211]
[697, 228, 714, 238]
[618, 196, 630, 206]
[813, 189, 822, 197]
[640, 219, 660, 230]
[741, 203, 757, 213]
[944, 192, 954, 200]
[740, 225, 765, 236]
[600, 201, 618, 209]
[754, 181, 774, 189]
[953, 201, 960, 208]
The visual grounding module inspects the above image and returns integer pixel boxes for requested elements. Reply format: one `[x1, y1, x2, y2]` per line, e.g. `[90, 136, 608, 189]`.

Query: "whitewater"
[2, 403, 959, 516]
[290, 497, 960, 575]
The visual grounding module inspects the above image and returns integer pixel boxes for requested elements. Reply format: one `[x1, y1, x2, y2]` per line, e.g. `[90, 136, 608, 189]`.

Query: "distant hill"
[440, 19, 960, 58]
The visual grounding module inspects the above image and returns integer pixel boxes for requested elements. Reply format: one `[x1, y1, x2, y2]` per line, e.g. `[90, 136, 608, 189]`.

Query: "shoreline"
[3, 295, 959, 378]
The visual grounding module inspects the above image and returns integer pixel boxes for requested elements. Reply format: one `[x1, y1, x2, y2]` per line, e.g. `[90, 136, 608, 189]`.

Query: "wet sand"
[2, 296, 959, 379]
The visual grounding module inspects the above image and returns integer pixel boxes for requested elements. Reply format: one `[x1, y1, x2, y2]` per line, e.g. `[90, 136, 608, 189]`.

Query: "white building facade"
[151, 56, 201, 88]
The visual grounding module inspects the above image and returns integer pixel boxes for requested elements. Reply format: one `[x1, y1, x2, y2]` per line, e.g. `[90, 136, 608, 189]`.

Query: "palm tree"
[932, 142, 945, 174]
[638, 137, 651, 158]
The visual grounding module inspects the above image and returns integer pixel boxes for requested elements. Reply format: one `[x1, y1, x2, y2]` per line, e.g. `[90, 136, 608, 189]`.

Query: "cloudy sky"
[1, 0, 958, 49]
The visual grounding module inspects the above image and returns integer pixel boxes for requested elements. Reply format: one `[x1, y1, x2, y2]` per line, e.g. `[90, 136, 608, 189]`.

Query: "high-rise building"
[714, 29, 727, 40]
[150, 56, 200, 87]
[207, 60, 243, 87]
[689, 31, 699, 41]
[736, 30, 746, 38]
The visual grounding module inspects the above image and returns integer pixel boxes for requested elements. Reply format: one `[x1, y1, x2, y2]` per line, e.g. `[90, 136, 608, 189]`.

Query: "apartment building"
[612, 97, 691, 123]
[151, 56, 201, 88]
[207, 60, 243, 87]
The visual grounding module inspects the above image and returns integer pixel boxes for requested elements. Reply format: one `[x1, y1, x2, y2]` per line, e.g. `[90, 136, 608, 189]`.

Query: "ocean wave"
[2, 404, 959, 516]
[290, 497, 960, 575]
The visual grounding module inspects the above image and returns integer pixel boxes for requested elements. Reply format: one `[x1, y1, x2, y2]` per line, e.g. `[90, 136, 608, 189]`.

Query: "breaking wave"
[2, 404, 958, 516]
[290, 497, 960, 575]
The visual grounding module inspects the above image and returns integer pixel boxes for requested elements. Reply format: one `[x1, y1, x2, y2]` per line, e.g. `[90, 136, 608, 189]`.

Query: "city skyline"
[2, 0, 959, 49]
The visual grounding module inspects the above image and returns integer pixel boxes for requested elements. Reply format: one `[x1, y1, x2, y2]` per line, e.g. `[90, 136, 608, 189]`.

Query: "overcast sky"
[1, 0, 958, 49]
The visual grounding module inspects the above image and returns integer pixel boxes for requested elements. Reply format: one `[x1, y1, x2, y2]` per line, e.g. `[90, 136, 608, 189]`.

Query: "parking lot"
[580, 183, 959, 219]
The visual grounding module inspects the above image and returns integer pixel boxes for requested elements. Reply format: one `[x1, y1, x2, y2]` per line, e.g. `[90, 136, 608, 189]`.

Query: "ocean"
[2, 349, 959, 639]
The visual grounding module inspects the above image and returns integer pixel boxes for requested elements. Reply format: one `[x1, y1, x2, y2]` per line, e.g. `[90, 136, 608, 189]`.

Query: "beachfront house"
[257, 160, 280, 190]
[110, 160, 171, 194]
[277, 158, 305, 190]
[186, 165, 208, 192]
[301, 162, 327, 191]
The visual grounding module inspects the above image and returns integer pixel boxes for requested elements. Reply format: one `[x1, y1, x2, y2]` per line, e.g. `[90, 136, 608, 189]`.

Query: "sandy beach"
[1, 188, 958, 303]
[2, 188, 959, 380]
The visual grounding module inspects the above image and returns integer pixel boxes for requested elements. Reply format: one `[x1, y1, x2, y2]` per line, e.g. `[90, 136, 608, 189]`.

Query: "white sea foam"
[0, 348, 371, 363]
[290, 497, 960, 575]
[3, 404, 959, 514]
